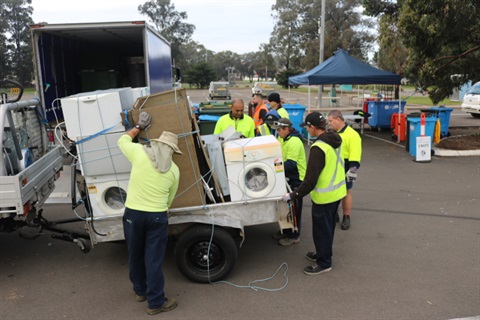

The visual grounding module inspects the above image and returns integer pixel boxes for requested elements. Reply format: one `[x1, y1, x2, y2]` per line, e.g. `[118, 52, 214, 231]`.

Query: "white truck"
[0, 21, 294, 283]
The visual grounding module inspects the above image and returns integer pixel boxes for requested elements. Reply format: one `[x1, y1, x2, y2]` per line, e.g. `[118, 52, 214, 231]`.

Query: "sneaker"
[306, 251, 317, 262]
[272, 231, 287, 240]
[304, 265, 332, 275]
[341, 215, 350, 230]
[135, 294, 146, 302]
[278, 237, 300, 246]
[147, 298, 178, 315]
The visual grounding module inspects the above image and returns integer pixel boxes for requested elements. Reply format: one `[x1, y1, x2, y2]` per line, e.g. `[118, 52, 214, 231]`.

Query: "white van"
[461, 81, 480, 118]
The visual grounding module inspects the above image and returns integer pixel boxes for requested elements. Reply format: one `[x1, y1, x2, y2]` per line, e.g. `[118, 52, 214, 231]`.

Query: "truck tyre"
[174, 225, 238, 283]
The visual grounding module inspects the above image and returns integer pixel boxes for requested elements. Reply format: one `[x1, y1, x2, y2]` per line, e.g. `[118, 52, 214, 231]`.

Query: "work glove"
[346, 167, 358, 182]
[282, 193, 291, 202]
[137, 112, 151, 130]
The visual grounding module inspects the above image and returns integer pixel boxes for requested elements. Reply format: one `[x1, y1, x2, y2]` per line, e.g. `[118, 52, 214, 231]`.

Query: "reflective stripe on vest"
[258, 123, 270, 136]
[310, 140, 346, 204]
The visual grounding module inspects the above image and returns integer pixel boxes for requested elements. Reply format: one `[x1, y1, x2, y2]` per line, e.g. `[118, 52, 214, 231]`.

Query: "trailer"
[1, 21, 295, 283]
[208, 81, 231, 100]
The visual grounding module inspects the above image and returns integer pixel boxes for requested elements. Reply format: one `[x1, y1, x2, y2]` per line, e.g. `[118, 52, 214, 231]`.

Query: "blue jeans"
[123, 208, 168, 309]
[311, 200, 341, 268]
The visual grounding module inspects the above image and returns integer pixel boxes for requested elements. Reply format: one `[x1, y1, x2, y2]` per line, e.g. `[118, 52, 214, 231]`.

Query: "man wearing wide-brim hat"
[117, 111, 180, 315]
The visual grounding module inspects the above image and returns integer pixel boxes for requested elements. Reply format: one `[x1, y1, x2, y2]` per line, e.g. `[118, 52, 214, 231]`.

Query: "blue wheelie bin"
[428, 106, 453, 137]
[367, 100, 406, 129]
[407, 116, 436, 157]
[284, 104, 306, 133]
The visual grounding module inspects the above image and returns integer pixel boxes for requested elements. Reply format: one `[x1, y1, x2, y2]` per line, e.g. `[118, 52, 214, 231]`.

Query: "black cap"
[267, 93, 281, 104]
[300, 112, 327, 127]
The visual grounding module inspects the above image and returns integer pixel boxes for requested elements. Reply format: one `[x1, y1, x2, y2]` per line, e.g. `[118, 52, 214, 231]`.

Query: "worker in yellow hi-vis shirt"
[214, 98, 255, 138]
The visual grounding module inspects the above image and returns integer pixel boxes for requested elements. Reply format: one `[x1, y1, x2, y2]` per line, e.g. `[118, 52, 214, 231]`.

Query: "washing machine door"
[96, 181, 128, 215]
[238, 162, 276, 199]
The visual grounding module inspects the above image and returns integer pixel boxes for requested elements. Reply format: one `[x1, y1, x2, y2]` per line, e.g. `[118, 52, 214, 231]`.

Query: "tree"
[138, 0, 195, 63]
[276, 68, 302, 89]
[364, 0, 480, 104]
[271, 0, 376, 73]
[0, 0, 34, 86]
[183, 62, 216, 89]
[270, 0, 302, 70]
[398, 0, 480, 103]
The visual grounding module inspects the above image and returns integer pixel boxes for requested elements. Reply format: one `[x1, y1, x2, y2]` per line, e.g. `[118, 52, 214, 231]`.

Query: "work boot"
[147, 298, 178, 315]
[278, 237, 300, 246]
[135, 294, 146, 302]
[341, 215, 350, 230]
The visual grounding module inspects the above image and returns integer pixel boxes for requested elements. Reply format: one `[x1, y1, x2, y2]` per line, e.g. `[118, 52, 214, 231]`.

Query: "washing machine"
[223, 135, 287, 202]
[86, 174, 129, 217]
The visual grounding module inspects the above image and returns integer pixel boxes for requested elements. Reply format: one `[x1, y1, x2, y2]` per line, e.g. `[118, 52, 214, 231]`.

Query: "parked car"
[461, 81, 480, 118]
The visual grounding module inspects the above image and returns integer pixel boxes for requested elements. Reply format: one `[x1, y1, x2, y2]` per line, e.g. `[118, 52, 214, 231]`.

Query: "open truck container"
[0, 21, 295, 283]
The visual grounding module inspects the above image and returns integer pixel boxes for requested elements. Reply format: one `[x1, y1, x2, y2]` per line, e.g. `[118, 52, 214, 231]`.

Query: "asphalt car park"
[1, 88, 479, 320]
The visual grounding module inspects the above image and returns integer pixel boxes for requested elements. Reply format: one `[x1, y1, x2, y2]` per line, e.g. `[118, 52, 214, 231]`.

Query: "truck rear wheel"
[174, 225, 238, 283]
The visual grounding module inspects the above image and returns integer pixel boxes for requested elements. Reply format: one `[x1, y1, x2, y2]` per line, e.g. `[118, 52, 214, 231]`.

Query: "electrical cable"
[205, 211, 289, 291]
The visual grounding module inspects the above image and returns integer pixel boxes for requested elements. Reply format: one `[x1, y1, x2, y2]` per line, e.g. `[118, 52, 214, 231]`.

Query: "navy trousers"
[123, 208, 168, 309]
[311, 200, 341, 269]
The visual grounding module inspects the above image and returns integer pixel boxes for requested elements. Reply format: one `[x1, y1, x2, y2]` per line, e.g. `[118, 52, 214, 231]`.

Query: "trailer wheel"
[174, 225, 238, 283]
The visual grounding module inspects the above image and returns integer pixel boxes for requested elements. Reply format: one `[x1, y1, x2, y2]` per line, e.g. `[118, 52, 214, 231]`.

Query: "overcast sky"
[31, 0, 276, 54]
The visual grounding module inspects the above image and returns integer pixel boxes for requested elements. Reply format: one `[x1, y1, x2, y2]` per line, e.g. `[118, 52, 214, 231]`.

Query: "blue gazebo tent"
[288, 49, 401, 85]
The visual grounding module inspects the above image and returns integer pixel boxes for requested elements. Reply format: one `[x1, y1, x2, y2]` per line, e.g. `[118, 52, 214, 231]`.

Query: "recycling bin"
[390, 112, 407, 142]
[407, 117, 437, 157]
[367, 100, 406, 128]
[428, 106, 453, 137]
[197, 114, 221, 135]
[284, 104, 306, 133]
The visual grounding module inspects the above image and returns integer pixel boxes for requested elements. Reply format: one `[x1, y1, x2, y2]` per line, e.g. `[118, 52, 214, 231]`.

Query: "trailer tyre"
[174, 225, 238, 283]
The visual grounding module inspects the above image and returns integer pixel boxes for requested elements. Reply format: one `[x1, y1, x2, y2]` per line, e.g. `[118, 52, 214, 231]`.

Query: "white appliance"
[202, 134, 230, 196]
[86, 174, 129, 217]
[60, 87, 134, 139]
[131, 86, 150, 102]
[76, 126, 131, 176]
[223, 135, 286, 202]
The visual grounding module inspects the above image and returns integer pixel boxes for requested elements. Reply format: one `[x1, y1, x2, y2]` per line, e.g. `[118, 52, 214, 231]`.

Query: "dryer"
[86, 174, 129, 217]
[223, 135, 286, 202]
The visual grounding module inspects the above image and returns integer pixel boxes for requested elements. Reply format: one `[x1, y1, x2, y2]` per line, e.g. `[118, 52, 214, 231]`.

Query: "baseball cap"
[300, 112, 327, 127]
[271, 118, 292, 129]
[264, 113, 279, 124]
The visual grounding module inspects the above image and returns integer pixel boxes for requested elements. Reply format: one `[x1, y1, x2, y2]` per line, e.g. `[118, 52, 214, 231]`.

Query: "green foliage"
[276, 68, 302, 88]
[364, 0, 480, 104]
[0, 0, 33, 85]
[397, 0, 480, 104]
[138, 0, 195, 64]
[271, 0, 376, 72]
[183, 62, 216, 89]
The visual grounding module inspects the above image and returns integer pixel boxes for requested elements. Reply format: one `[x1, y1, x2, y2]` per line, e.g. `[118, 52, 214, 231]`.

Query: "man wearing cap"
[271, 118, 306, 246]
[117, 111, 181, 315]
[267, 93, 290, 120]
[252, 93, 269, 136]
[258, 111, 279, 136]
[214, 98, 255, 138]
[282, 112, 346, 275]
[327, 110, 362, 230]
